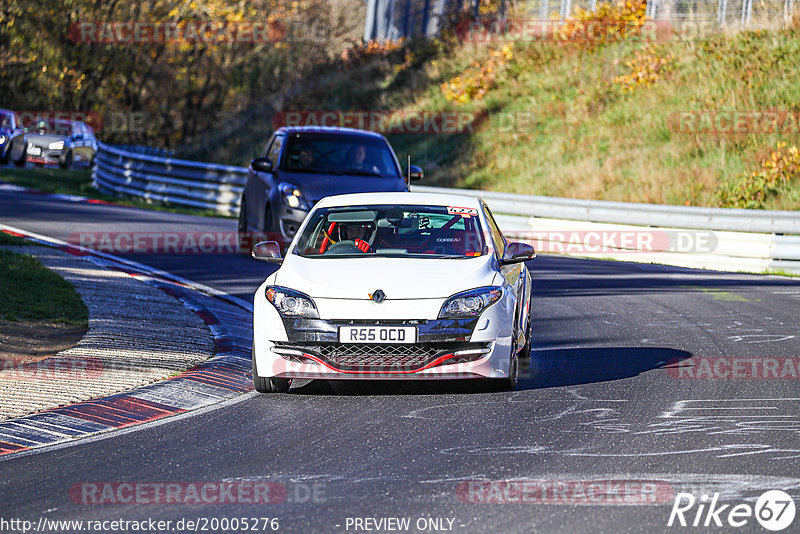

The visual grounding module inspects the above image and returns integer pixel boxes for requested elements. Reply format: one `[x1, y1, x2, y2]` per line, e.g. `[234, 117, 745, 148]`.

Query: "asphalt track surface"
[1, 185, 800, 533]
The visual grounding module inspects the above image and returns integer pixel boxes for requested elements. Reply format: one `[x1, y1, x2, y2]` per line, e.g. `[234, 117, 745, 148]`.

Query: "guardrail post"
[539, 0, 550, 21]
[740, 0, 753, 25]
[559, 0, 572, 19]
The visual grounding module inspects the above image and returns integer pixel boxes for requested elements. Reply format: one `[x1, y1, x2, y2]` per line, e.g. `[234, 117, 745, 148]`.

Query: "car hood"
[275, 255, 498, 300]
[27, 133, 67, 146]
[276, 171, 407, 204]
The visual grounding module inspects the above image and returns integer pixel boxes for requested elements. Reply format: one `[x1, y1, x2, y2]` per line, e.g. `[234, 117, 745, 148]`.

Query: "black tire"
[491, 322, 520, 390]
[13, 141, 26, 167]
[238, 197, 249, 254]
[59, 150, 73, 169]
[504, 348, 520, 390]
[519, 299, 532, 365]
[0, 147, 9, 165]
[252, 348, 291, 393]
[264, 204, 288, 254]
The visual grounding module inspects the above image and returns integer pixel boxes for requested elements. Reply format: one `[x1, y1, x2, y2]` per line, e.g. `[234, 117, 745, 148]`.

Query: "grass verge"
[0, 231, 34, 247]
[0, 166, 231, 218]
[0, 249, 89, 326]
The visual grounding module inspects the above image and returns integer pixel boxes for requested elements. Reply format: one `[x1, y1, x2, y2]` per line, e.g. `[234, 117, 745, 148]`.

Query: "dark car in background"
[238, 126, 422, 249]
[25, 119, 98, 169]
[0, 109, 28, 166]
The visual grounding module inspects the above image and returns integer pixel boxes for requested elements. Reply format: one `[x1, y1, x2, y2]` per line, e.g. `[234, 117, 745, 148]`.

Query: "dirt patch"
[0, 320, 87, 369]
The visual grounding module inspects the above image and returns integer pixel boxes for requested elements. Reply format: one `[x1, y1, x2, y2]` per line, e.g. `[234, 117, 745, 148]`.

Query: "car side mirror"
[251, 157, 273, 173]
[251, 241, 283, 263]
[409, 165, 423, 182]
[500, 242, 536, 265]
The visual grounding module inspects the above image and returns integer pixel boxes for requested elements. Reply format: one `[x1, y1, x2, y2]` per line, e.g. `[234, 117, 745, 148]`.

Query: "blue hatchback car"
[238, 126, 422, 249]
[0, 109, 27, 166]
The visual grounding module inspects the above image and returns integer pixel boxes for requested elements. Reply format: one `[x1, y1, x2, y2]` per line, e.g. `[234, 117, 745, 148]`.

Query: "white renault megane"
[251, 192, 534, 392]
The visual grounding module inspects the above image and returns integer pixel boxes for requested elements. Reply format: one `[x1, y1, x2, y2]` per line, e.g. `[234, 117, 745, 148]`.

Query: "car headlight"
[49, 141, 64, 150]
[0, 134, 6, 144]
[439, 286, 503, 319]
[265, 286, 318, 318]
[278, 183, 308, 210]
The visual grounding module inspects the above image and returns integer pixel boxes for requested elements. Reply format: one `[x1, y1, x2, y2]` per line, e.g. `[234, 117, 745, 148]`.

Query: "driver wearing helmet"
[342, 222, 374, 252]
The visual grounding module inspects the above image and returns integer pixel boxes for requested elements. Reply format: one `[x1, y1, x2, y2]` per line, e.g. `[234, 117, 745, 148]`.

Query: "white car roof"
[314, 192, 483, 209]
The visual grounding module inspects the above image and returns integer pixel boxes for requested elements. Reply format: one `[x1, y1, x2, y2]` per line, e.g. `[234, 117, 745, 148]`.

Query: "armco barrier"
[93, 142, 247, 215]
[92, 143, 800, 274]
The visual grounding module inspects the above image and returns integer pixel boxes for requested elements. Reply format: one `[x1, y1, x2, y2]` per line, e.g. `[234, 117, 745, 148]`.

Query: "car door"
[246, 134, 283, 230]
[482, 202, 527, 341]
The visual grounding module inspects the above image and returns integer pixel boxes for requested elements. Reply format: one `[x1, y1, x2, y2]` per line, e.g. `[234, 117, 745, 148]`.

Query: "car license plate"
[339, 326, 417, 344]
[28, 146, 41, 156]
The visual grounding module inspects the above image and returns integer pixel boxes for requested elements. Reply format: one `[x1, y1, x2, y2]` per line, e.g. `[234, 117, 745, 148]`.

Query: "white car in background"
[251, 192, 534, 392]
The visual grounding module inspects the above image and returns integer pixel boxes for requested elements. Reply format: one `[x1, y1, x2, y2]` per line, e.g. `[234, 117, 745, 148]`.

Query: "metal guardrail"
[92, 143, 800, 272]
[412, 185, 800, 235]
[93, 142, 246, 215]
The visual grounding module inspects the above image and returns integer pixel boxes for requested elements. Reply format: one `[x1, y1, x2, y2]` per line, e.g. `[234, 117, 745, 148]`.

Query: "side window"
[267, 135, 284, 166]
[482, 203, 506, 258]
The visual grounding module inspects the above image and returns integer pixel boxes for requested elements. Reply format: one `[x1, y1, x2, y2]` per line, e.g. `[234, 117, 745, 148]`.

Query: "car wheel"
[0, 147, 9, 165]
[264, 205, 287, 253]
[491, 324, 519, 391]
[59, 150, 73, 169]
[237, 197, 249, 254]
[13, 141, 26, 167]
[252, 348, 291, 393]
[519, 299, 532, 365]
[505, 349, 520, 390]
[264, 204, 275, 236]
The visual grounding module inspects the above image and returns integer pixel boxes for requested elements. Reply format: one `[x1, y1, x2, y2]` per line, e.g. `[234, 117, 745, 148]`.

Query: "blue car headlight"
[265, 286, 318, 318]
[438, 286, 503, 319]
[278, 183, 309, 210]
[0, 134, 7, 145]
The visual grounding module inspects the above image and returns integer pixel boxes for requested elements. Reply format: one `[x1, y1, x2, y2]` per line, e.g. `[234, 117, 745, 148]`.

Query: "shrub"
[441, 44, 514, 104]
[612, 45, 675, 93]
[558, 0, 648, 50]
[717, 142, 800, 208]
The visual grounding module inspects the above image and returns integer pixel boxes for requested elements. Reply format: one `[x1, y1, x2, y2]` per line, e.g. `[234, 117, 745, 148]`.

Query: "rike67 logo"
[668, 490, 796, 531]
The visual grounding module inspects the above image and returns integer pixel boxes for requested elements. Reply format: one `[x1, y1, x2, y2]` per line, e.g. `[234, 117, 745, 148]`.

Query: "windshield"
[282, 134, 400, 178]
[33, 119, 74, 136]
[294, 204, 487, 258]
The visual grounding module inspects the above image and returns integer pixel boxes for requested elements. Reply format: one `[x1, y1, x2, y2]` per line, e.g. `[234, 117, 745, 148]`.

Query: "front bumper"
[254, 313, 514, 380]
[26, 146, 62, 164]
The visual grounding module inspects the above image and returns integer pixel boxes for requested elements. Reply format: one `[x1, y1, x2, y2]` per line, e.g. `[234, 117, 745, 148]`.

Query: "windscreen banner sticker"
[447, 206, 478, 217]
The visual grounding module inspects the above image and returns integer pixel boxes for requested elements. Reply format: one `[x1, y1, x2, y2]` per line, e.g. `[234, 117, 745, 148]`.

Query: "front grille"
[272, 342, 489, 372]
